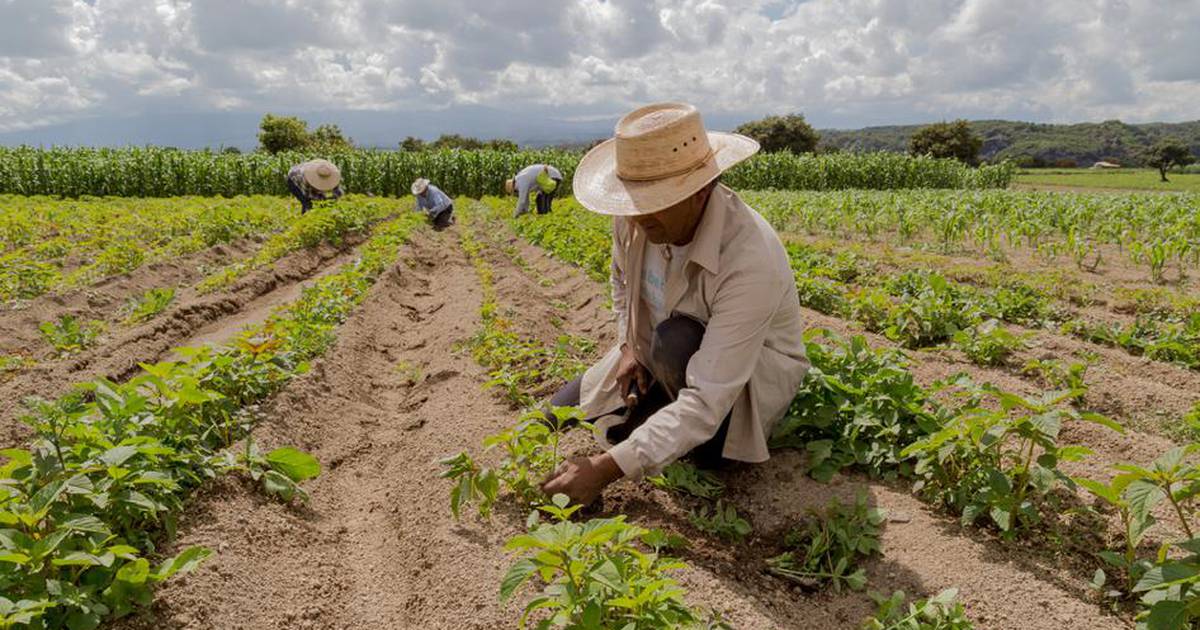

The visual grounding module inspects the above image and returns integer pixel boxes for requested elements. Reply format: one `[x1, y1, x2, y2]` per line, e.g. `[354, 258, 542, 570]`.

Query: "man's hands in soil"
[615, 344, 650, 402]
[541, 453, 624, 506]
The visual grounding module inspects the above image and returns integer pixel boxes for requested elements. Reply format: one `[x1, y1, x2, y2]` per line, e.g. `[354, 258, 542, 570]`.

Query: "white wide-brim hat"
[573, 102, 759, 216]
[411, 178, 429, 195]
[303, 159, 341, 192]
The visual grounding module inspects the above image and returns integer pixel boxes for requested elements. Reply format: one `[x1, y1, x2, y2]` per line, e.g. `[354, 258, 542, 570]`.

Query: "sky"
[1, 0, 1198, 147]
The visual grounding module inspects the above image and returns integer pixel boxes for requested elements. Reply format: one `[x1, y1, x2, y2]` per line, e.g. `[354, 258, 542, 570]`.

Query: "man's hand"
[541, 453, 624, 506]
[615, 344, 650, 402]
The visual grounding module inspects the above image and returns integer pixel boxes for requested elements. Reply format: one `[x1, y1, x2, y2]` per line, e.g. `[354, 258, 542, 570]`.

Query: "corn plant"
[767, 493, 884, 592]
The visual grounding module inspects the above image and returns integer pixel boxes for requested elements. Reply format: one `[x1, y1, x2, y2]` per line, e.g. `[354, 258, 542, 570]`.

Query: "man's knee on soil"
[648, 315, 706, 399]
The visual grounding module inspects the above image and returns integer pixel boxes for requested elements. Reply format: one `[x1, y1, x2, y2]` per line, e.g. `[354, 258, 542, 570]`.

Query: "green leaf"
[1145, 600, 1190, 630]
[1134, 562, 1200, 593]
[153, 546, 212, 581]
[264, 447, 321, 482]
[116, 558, 150, 584]
[500, 558, 538, 602]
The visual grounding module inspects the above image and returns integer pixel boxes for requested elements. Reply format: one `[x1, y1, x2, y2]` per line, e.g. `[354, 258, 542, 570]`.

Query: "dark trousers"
[549, 315, 732, 469]
[535, 187, 557, 215]
[432, 205, 455, 231]
[287, 179, 313, 214]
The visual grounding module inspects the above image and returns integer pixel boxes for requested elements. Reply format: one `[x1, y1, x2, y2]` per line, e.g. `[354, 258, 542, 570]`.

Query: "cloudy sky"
[1, 0, 1198, 147]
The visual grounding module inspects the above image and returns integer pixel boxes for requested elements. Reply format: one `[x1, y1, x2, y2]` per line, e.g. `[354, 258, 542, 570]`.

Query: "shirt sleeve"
[607, 268, 786, 479]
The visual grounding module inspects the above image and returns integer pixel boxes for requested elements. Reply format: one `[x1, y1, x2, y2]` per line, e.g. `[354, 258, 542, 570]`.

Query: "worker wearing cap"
[540, 102, 810, 506]
[286, 159, 343, 214]
[507, 164, 563, 217]
[411, 178, 455, 231]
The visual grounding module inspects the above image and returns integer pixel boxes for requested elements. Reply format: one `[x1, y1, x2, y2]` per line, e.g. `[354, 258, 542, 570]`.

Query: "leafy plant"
[688, 500, 752, 542]
[441, 407, 587, 519]
[38, 315, 105, 357]
[862, 589, 974, 630]
[123, 287, 176, 325]
[952, 319, 1026, 367]
[213, 438, 323, 503]
[501, 494, 702, 629]
[771, 330, 938, 481]
[766, 493, 884, 592]
[901, 377, 1122, 536]
[0, 354, 34, 382]
[1021, 358, 1090, 402]
[648, 461, 725, 500]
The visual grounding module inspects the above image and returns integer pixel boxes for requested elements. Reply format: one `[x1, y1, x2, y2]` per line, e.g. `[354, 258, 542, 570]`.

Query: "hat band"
[617, 147, 714, 182]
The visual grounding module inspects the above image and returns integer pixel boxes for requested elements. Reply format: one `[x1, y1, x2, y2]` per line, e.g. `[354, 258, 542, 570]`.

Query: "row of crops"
[747, 189, 1200, 283]
[453, 196, 1200, 628]
[0, 203, 426, 628]
[0, 146, 1016, 198]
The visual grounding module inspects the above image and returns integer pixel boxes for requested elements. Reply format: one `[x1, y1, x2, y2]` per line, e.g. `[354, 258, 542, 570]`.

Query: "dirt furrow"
[0, 232, 371, 446]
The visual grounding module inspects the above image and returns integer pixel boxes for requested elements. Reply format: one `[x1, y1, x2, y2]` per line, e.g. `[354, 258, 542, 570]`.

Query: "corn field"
[0, 146, 1015, 198]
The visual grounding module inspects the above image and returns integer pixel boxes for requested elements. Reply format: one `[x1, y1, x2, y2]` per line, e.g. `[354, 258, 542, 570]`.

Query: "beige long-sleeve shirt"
[578, 184, 810, 479]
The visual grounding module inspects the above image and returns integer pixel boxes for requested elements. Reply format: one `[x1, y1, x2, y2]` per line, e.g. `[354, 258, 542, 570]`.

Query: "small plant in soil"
[440, 406, 588, 519]
[212, 437, 323, 503]
[952, 319, 1026, 367]
[0, 354, 34, 381]
[648, 461, 725, 499]
[1020, 357, 1090, 405]
[39, 314, 105, 357]
[766, 493, 884, 592]
[688, 500, 752, 542]
[123, 287, 176, 325]
[862, 588, 974, 630]
[901, 376, 1122, 537]
[501, 494, 703, 629]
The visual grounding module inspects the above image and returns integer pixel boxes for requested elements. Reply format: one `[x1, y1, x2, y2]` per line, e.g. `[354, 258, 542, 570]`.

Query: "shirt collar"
[684, 184, 727, 275]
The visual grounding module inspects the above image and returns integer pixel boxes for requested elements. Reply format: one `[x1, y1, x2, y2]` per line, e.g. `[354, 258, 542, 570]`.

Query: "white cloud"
[0, 0, 1198, 137]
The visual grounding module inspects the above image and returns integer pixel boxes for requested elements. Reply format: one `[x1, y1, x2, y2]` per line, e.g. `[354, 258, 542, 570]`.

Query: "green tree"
[483, 138, 518, 151]
[309, 123, 353, 152]
[910, 120, 982, 165]
[257, 114, 310, 153]
[400, 136, 427, 152]
[734, 113, 820, 154]
[431, 134, 484, 150]
[1142, 138, 1196, 182]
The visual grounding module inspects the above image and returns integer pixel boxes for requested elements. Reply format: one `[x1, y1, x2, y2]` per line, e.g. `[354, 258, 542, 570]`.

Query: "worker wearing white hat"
[540, 102, 809, 506]
[286, 159, 343, 214]
[411, 178, 455, 231]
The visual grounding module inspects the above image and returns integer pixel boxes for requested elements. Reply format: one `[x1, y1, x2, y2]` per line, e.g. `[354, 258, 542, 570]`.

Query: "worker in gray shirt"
[412, 178, 455, 231]
[506, 164, 563, 217]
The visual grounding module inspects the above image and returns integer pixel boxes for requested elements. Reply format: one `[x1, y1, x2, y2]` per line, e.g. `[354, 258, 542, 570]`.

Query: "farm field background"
[1016, 168, 1200, 193]
[1, 159, 1199, 629]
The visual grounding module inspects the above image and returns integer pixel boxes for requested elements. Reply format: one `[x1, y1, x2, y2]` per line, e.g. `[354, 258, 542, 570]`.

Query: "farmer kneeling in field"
[541, 102, 810, 506]
[286, 158, 343, 214]
[508, 163, 563, 217]
[412, 178, 455, 231]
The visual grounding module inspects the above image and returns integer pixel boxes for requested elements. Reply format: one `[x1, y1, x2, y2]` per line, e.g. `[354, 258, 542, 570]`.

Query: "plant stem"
[1166, 486, 1195, 539]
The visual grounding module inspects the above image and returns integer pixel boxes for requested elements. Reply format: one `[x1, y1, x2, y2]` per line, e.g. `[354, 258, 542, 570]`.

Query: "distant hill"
[818, 119, 1200, 166]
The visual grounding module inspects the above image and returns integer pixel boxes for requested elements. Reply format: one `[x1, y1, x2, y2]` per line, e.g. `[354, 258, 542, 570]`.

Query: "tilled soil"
[0, 232, 371, 446]
[118, 213, 1146, 629]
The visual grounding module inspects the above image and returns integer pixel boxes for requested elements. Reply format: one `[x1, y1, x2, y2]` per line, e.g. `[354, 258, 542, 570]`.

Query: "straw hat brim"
[411, 179, 429, 195]
[573, 131, 759, 216]
[303, 161, 341, 192]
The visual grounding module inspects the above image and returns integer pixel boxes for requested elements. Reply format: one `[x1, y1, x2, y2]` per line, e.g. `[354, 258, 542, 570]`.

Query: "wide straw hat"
[303, 159, 341, 192]
[504, 178, 515, 195]
[573, 102, 759, 216]
[411, 177, 430, 195]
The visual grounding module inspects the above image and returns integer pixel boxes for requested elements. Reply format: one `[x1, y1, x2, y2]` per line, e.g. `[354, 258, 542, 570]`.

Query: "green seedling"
[648, 461, 725, 499]
[952, 319, 1026, 367]
[501, 494, 702, 629]
[689, 500, 752, 542]
[123, 287, 176, 325]
[39, 314, 105, 357]
[862, 589, 974, 630]
[767, 493, 883, 592]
